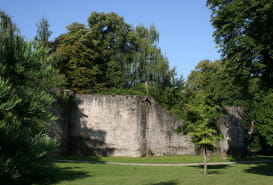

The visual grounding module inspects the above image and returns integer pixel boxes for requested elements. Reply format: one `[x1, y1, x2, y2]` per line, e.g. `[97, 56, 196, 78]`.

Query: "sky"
[1, 0, 220, 78]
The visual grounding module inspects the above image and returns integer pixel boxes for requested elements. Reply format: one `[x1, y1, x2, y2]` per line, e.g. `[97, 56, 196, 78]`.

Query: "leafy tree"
[246, 90, 273, 151]
[0, 11, 61, 183]
[188, 122, 220, 175]
[52, 11, 184, 112]
[182, 61, 227, 172]
[128, 25, 185, 109]
[129, 25, 161, 86]
[186, 59, 247, 106]
[35, 17, 52, 47]
[53, 22, 99, 93]
[207, 0, 273, 88]
[87, 12, 136, 89]
[186, 92, 222, 175]
[207, 0, 273, 153]
[53, 12, 136, 92]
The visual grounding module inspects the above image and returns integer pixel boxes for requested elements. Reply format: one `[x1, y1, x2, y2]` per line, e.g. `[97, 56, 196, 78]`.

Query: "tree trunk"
[203, 145, 207, 175]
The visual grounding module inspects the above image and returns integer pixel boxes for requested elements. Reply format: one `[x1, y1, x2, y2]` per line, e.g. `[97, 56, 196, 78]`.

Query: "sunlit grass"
[33, 160, 273, 185]
[53, 154, 231, 163]
[52, 154, 273, 164]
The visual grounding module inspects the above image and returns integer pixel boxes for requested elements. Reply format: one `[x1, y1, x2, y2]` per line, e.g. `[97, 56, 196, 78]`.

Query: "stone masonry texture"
[49, 95, 245, 157]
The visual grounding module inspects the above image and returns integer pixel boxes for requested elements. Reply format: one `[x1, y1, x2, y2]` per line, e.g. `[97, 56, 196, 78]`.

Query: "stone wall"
[48, 94, 246, 157]
[217, 107, 246, 157]
[143, 98, 194, 156]
[70, 95, 195, 157]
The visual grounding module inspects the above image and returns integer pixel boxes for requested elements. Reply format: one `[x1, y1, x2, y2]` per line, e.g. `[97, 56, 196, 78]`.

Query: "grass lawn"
[31, 156, 273, 185]
[52, 154, 273, 164]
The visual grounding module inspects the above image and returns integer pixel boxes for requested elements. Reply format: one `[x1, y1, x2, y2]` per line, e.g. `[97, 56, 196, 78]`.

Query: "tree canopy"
[35, 17, 52, 47]
[207, 0, 273, 88]
[207, 0, 273, 152]
[52, 12, 184, 110]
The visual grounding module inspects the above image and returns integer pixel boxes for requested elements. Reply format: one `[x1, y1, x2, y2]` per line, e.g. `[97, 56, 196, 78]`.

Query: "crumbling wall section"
[144, 98, 195, 156]
[218, 107, 246, 157]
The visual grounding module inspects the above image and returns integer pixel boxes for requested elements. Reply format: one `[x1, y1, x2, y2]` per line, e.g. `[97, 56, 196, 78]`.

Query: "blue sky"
[1, 0, 220, 78]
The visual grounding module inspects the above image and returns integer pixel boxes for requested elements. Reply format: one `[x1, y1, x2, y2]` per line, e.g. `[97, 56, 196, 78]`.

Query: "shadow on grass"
[228, 155, 273, 162]
[145, 180, 179, 185]
[244, 162, 273, 176]
[25, 163, 91, 185]
[52, 155, 104, 163]
[188, 165, 230, 175]
[254, 155, 273, 160]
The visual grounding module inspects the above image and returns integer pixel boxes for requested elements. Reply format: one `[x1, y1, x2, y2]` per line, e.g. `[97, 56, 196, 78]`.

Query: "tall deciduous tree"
[35, 17, 52, 47]
[207, 0, 273, 152]
[52, 11, 184, 112]
[87, 12, 136, 89]
[53, 22, 99, 93]
[186, 59, 247, 106]
[53, 12, 137, 92]
[207, 0, 273, 88]
[129, 25, 184, 110]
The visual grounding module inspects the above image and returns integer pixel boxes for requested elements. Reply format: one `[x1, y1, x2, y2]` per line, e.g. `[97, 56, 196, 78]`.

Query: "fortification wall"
[48, 94, 246, 157]
[71, 95, 195, 156]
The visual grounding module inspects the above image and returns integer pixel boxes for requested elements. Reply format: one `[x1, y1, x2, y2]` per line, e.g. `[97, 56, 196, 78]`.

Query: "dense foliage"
[208, 0, 273, 88]
[52, 12, 184, 111]
[182, 0, 273, 155]
[0, 12, 63, 183]
[186, 59, 248, 106]
[207, 0, 273, 152]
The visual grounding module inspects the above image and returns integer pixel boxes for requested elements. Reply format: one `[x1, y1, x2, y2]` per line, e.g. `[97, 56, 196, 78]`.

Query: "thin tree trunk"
[203, 145, 207, 175]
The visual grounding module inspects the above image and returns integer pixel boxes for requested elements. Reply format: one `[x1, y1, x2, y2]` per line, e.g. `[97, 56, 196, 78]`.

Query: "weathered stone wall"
[48, 94, 246, 157]
[144, 98, 194, 156]
[70, 95, 195, 157]
[218, 107, 246, 157]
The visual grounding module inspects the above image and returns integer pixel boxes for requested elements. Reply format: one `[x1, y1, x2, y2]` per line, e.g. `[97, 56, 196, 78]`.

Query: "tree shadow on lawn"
[231, 155, 273, 162]
[145, 180, 179, 185]
[188, 165, 230, 175]
[244, 161, 273, 176]
[52, 155, 105, 163]
[27, 162, 91, 185]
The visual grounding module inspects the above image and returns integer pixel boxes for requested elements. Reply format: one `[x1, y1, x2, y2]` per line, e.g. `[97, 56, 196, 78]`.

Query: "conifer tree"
[0, 11, 61, 183]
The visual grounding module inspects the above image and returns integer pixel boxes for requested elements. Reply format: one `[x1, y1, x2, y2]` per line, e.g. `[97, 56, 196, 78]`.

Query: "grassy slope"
[34, 161, 273, 185]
